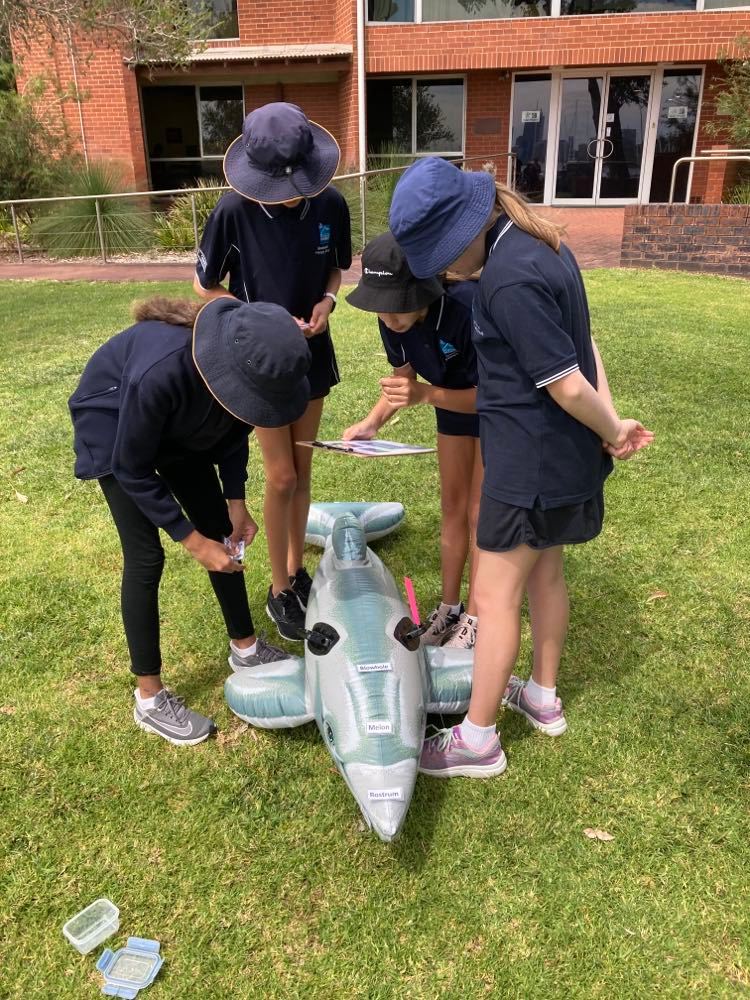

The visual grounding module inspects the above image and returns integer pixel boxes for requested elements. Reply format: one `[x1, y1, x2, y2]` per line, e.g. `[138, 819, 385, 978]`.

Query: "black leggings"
[99, 464, 254, 676]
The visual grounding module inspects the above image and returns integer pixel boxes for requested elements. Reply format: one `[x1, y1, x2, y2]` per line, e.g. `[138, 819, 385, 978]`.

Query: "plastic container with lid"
[62, 898, 120, 955]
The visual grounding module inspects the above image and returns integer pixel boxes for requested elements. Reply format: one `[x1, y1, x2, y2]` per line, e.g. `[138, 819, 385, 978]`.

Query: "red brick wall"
[236, 0, 339, 44]
[335, 0, 360, 170]
[366, 11, 750, 72]
[463, 71, 511, 179]
[14, 34, 149, 189]
[621, 204, 750, 275]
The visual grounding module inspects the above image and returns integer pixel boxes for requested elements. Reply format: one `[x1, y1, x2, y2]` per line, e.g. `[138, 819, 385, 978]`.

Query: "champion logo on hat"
[363, 267, 395, 278]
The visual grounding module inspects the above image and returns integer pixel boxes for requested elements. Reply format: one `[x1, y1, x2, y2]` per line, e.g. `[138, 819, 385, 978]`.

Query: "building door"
[552, 72, 653, 204]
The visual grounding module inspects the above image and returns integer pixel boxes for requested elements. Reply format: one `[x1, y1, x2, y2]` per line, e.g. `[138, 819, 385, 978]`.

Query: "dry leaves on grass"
[646, 590, 669, 603]
[584, 827, 614, 842]
[0, 705, 16, 716]
[14, 490, 28, 504]
[216, 722, 250, 748]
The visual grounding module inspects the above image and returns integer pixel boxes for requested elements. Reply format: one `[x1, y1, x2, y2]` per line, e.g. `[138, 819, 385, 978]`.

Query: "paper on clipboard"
[297, 439, 436, 458]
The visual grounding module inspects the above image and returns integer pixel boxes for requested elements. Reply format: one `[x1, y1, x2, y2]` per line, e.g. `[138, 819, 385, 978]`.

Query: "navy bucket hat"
[389, 158, 496, 278]
[193, 298, 311, 427]
[224, 102, 341, 204]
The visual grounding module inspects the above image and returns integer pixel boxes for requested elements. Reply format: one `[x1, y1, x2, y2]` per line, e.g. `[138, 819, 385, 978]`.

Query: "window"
[367, 78, 464, 156]
[561, 0, 694, 11]
[510, 75, 551, 202]
[702, 0, 750, 7]
[368, 0, 415, 19]
[142, 84, 244, 189]
[422, 0, 549, 18]
[649, 69, 702, 203]
[192, 0, 239, 39]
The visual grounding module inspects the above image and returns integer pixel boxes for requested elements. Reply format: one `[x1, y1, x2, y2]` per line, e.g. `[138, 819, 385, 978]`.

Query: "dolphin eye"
[325, 722, 335, 745]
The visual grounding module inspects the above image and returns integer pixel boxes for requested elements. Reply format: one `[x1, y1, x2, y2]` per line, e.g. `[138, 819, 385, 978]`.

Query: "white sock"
[231, 640, 258, 659]
[459, 717, 497, 750]
[135, 689, 159, 710]
[443, 601, 462, 616]
[526, 677, 556, 708]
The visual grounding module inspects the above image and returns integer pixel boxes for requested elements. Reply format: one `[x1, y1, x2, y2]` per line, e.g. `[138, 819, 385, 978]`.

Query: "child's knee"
[267, 467, 298, 498]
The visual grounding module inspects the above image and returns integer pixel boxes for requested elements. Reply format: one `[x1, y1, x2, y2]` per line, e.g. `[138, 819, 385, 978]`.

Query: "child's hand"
[343, 420, 377, 441]
[227, 499, 259, 546]
[307, 297, 334, 335]
[605, 420, 654, 460]
[379, 376, 428, 409]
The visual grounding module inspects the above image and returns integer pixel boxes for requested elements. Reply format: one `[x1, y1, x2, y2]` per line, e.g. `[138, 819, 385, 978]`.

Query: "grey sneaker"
[227, 635, 294, 673]
[420, 602, 464, 646]
[133, 689, 217, 746]
[441, 612, 478, 650]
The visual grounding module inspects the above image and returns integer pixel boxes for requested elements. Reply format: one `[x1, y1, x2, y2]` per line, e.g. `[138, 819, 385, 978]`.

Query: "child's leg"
[465, 438, 483, 618]
[526, 545, 568, 689]
[466, 544, 542, 727]
[253, 424, 297, 596]
[287, 397, 325, 577]
[436, 432, 475, 606]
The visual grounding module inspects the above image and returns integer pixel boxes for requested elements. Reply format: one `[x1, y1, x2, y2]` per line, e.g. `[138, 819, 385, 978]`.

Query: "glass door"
[553, 72, 653, 204]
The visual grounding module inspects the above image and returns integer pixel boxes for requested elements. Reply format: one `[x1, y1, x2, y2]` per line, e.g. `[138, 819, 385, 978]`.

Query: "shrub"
[153, 179, 224, 251]
[726, 178, 750, 204]
[30, 163, 153, 258]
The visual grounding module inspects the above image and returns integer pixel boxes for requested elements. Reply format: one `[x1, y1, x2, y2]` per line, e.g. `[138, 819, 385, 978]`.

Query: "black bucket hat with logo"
[346, 232, 444, 314]
[193, 298, 311, 428]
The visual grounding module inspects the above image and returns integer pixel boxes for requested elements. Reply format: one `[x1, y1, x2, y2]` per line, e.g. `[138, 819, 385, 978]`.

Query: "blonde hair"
[493, 180, 565, 253]
[131, 297, 203, 328]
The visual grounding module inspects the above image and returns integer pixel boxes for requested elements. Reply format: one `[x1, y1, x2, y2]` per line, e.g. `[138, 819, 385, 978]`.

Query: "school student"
[342, 232, 482, 649]
[389, 158, 654, 778]
[68, 296, 312, 746]
[193, 102, 352, 642]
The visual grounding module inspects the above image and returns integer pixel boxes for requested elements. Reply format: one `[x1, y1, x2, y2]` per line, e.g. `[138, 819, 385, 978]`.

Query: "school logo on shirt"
[439, 339, 459, 361]
[197, 248, 208, 271]
[316, 223, 331, 255]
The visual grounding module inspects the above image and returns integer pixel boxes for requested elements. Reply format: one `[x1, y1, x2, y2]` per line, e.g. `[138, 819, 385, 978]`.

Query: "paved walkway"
[0, 208, 624, 283]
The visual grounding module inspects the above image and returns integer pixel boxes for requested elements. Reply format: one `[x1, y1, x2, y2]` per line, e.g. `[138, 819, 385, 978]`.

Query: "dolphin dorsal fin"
[331, 514, 368, 563]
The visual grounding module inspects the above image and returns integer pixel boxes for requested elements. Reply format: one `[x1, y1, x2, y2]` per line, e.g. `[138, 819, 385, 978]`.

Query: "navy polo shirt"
[379, 281, 478, 388]
[472, 218, 612, 510]
[196, 188, 352, 318]
[69, 321, 251, 541]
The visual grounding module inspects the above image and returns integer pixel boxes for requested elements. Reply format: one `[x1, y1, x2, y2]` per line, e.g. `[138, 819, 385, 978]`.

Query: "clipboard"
[296, 439, 436, 458]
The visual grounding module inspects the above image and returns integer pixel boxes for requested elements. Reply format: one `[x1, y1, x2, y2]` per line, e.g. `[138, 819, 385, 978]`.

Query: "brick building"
[13, 0, 750, 205]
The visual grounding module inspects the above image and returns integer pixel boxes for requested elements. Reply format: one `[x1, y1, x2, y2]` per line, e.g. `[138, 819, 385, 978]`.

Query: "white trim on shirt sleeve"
[536, 363, 580, 389]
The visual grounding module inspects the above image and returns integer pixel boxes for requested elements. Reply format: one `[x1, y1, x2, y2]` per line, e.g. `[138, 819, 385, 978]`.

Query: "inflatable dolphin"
[225, 503, 474, 843]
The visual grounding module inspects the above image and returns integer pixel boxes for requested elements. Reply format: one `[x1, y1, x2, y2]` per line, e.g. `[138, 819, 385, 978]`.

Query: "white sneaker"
[442, 612, 478, 650]
[420, 602, 463, 646]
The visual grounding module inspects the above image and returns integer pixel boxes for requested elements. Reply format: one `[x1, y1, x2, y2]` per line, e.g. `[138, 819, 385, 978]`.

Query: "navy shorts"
[307, 327, 340, 401]
[435, 406, 479, 437]
[476, 488, 604, 552]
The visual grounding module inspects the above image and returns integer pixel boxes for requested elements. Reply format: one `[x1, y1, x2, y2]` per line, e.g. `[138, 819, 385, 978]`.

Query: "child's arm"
[308, 269, 343, 335]
[591, 338, 614, 408]
[546, 370, 653, 458]
[380, 378, 477, 414]
[192, 273, 236, 302]
[342, 365, 414, 440]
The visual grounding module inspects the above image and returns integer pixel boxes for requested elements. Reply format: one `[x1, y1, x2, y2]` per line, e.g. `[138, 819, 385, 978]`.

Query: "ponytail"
[493, 181, 565, 253]
[131, 296, 203, 328]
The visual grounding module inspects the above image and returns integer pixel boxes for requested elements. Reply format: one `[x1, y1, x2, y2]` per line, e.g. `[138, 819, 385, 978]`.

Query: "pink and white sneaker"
[418, 726, 507, 779]
[502, 676, 568, 736]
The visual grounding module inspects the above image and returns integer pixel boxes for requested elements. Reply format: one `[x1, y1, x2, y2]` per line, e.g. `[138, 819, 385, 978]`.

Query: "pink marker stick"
[404, 576, 420, 626]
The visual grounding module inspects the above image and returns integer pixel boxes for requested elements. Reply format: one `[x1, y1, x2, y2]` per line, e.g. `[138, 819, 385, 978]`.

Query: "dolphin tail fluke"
[424, 645, 474, 713]
[305, 502, 405, 548]
[224, 655, 313, 728]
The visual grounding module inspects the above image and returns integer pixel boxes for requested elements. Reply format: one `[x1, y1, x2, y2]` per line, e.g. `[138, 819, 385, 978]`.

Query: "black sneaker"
[266, 585, 305, 641]
[289, 566, 313, 610]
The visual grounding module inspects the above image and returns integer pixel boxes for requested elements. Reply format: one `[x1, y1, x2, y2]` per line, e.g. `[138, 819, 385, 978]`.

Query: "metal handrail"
[0, 151, 516, 264]
[669, 152, 750, 205]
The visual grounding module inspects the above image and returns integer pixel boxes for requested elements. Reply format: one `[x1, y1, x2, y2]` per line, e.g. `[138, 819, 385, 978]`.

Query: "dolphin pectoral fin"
[424, 646, 474, 714]
[224, 656, 313, 729]
[305, 502, 405, 547]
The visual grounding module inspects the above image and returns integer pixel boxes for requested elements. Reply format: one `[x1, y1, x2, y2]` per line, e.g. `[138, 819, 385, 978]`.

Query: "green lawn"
[1, 273, 749, 999]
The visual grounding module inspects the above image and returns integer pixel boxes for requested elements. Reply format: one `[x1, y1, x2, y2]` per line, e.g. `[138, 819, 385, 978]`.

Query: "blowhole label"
[368, 788, 403, 802]
[367, 720, 393, 735]
[357, 661, 391, 673]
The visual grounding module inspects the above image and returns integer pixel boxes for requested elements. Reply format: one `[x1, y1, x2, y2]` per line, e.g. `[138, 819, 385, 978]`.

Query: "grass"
[1, 273, 750, 998]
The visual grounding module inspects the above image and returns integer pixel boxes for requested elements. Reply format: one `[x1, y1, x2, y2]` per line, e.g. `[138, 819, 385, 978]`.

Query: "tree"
[707, 36, 750, 147]
[1, 0, 216, 67]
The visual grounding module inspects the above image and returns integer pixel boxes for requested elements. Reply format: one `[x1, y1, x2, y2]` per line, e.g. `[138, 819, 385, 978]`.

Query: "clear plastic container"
[62, 898, 120, 955]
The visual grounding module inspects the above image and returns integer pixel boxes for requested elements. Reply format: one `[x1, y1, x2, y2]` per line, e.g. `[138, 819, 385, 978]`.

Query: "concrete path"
[0, 208, 624, 283]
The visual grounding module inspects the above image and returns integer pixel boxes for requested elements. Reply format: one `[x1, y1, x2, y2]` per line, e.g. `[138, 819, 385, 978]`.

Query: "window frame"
[365, 0, 750, 19]
[191, 0, 240, 41]
[144, 83, 245, 164]
[366, 74, 467, 157]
